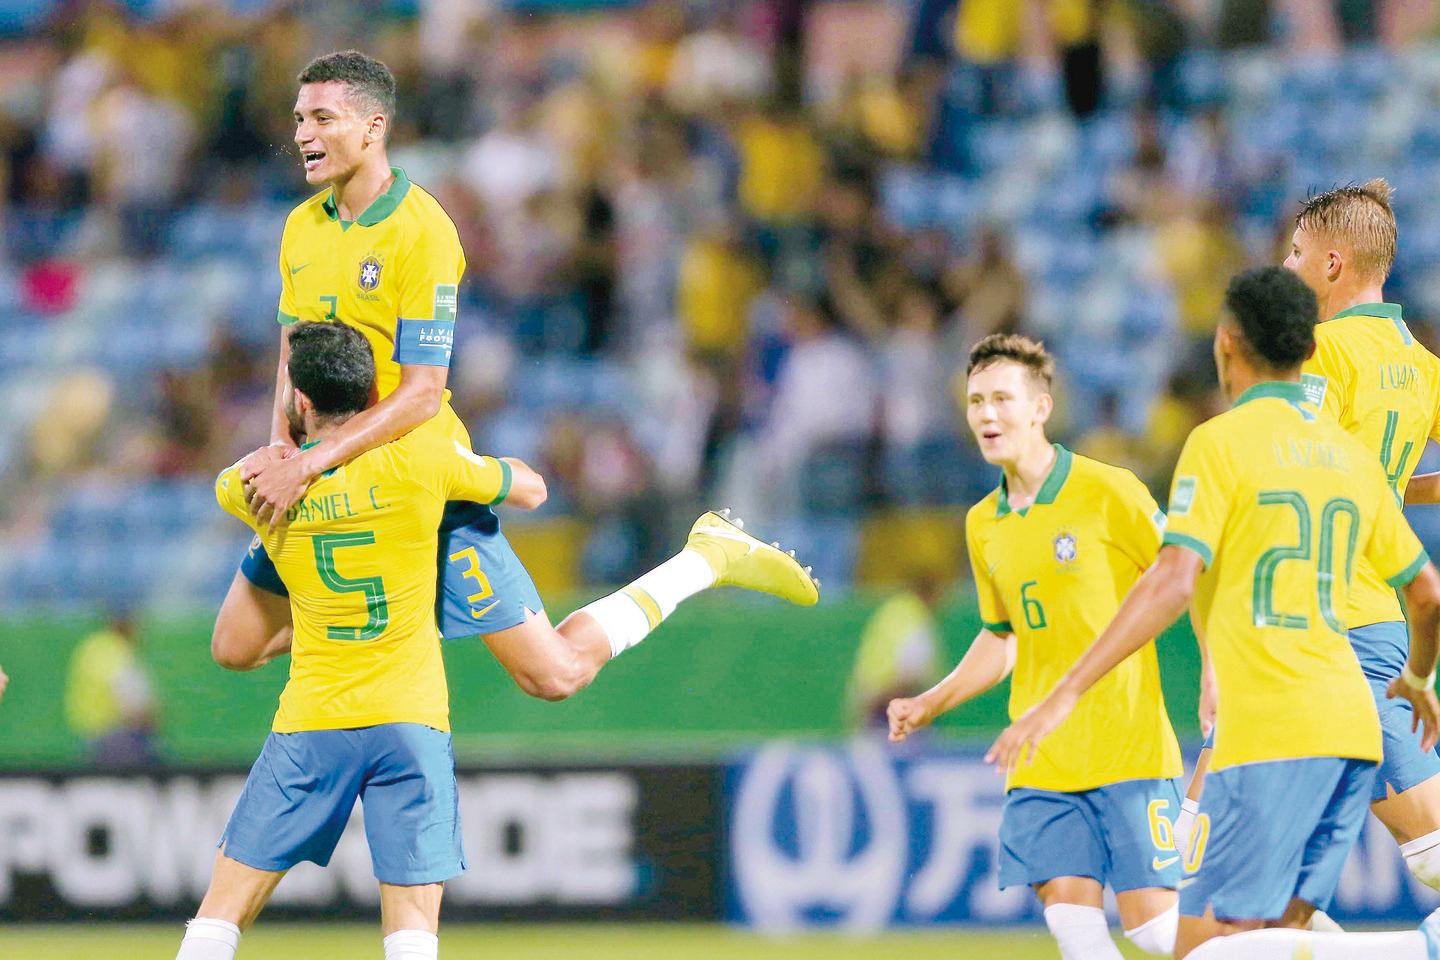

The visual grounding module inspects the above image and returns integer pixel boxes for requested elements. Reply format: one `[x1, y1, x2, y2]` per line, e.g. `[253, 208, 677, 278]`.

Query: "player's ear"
[1034, 389, 1054, 426]
[365, 113, 387, 145]
[1325, 248, 1344, 282]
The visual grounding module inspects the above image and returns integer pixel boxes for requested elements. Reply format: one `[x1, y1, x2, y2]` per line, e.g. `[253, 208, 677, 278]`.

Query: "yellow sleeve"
[1362, 463, 1430, 587]
[440, 440, 511, 506]
[277, 221, 299, 327]
[393, 219, 466, 367]
[966, 513, 1010, 634]
[1303, 333, 1349, 422]
[215, 462, 259, 530]
[1160, 427, 1228, 569]
[1108, 471, 1165, 571]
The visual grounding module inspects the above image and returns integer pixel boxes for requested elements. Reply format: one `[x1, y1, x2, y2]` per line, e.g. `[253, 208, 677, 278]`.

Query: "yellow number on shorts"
[448, 546, 497, 619]
[1147, 799, 1176, 852]
[1184, 813, 1210, 873]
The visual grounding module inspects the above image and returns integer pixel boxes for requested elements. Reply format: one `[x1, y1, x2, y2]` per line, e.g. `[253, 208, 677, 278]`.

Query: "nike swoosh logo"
[290, 263, 310, 276]
[469, 599, 500, 620]
[1152, 855, 1180, 871]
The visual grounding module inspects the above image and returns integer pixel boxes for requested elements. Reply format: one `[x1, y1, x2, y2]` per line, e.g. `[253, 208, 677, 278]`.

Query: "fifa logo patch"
[358, 255, 383, 291]
[1053, 532, 1078, 564]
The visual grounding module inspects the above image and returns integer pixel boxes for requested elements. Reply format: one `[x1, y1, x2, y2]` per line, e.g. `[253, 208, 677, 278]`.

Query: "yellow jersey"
[1163, 380, 1428, 772]
[277, 167, 465, 402]
[1301, 303, 1440, 628]
[968, 445, 1182, 792]
[216, 416, 511, 734]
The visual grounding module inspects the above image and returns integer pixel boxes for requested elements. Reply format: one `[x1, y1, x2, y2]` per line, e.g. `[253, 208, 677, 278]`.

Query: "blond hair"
[1295, 178, 1397, 281]
[966, 333, 1054, 389]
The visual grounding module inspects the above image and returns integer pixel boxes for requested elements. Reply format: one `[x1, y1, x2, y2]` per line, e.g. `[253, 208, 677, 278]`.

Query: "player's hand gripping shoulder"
[985, 687, 1080, 774]
[244, 451, 316, 526]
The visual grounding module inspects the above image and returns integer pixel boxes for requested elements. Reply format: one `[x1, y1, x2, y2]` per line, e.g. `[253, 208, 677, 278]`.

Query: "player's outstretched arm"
[1405, 472, 1440, 506]
[499, 458, 547, 510]
[1388, 563, 1440, 750]
[987, 545, 1201, 772]
[247, 363, 447, 523]
[888, 629, 1015, 742]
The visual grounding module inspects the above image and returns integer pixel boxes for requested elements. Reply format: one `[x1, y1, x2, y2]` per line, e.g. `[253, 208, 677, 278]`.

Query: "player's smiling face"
[966, 361, 1051, 467]
[293, 81, 382, 186]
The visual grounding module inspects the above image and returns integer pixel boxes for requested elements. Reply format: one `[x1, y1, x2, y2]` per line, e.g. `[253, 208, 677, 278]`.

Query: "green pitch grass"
[6, 923, 1147, 959]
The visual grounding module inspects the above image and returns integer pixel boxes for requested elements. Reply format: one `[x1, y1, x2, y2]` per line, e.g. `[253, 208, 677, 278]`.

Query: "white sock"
[1174, 797, 1200, 859]
[176, 918, 241, 960]
[1186, 928, 1428, 959]
[1043, 903, 1124, 960]
[1402, 826, 1440, 890]
[1123, 904, 1177, 955]
[579, 550, 716, 658]
[383, 929, 438, 960]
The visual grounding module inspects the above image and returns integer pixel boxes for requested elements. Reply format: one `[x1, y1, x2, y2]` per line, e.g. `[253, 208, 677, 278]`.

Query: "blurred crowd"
[4, 0, 1440, 600]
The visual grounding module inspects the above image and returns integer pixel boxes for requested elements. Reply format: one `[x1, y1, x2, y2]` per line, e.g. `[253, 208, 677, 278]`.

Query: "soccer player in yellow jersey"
[991, 267, 1440, 959]
[209, 51, 819, 700]
[887, 334, 1184, 959]
[1182, 181, 1440, 895]
[178, 324, 818, 960]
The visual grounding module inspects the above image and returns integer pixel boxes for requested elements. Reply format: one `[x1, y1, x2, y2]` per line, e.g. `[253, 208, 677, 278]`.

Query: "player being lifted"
[1177, 181, 1440, 891]
[888, 334, 1184, 959]
[213, 50, 818, 697]
[178, 323, 817, 960]
[991, 267, 1440, 959]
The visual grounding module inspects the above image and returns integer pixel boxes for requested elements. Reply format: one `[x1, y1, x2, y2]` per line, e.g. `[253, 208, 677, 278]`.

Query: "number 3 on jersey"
[448, 546, 499, 619]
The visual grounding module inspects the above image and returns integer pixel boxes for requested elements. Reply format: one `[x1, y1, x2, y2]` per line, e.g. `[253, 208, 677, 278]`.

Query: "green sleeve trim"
[491, 458, 512, 505]
[1387, 549, 1431, 588]
[982, 619, 1013, 634]
[277, 310, 299, 326]
[1163, 531, 1214, 569]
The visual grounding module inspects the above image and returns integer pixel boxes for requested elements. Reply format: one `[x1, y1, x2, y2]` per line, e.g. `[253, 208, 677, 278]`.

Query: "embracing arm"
[246, 363, 447, 522]
[888, 629, 1015, 741]
[987, 545, 1201, 770]
[1406, 473, 1440, 506]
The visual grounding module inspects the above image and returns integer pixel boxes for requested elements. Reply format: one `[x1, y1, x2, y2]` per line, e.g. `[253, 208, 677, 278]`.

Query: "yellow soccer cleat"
[686, 508, 820, 606]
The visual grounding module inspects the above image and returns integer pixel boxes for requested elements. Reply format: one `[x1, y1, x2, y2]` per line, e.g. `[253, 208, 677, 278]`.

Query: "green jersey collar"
[996, 443, 1073, 517]
[298, 439, 338, 477]
[322, 167, 411, 228]
[1233, 380, 1310, 408]
[1329, 301, 1411, 344]
[1330, 302, 1402, 322]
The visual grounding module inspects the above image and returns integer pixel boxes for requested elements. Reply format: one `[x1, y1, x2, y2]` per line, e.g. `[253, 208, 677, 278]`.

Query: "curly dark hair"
[1223, 266, 1318, 371]
[297, 50, 396, 123]
[287, 322, 375, 417]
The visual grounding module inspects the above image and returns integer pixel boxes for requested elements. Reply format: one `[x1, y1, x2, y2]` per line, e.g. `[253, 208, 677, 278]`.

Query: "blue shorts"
[221, 723, 466, 885]
[1180, 757, 1376, 920]
[998, 778, 1184, 892]
[1351, 621, 1440, 801]
[239, 501, 543, 639]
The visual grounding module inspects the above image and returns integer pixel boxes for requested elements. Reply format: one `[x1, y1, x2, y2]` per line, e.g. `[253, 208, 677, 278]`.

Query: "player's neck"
[1321, 281, 1387, 321]
[1224, 365, 1297, 405]
[1002, 437, 1057, 508]
[329, 158, 394, 222]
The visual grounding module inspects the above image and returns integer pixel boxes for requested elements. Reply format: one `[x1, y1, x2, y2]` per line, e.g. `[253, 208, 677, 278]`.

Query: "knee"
[1124, 904, 1178, 956]
[516, 667, 585, 702]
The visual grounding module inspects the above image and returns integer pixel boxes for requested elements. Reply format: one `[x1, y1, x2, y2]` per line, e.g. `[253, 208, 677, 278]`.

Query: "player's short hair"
[287, 322, 375, 417]
[1223, 266, 1318, 371]
[297, 50, 396, 123]
[966, 333, 1054, 391]
[1295, 179, 1397, 281]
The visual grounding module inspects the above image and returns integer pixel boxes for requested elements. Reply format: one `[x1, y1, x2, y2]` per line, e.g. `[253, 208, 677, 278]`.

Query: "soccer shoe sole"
[687, 509, 820, 606]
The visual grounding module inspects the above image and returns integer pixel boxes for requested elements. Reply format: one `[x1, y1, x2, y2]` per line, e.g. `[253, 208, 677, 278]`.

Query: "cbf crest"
[358, 255, 383, 291]
[1053, 531, 1078, 565]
